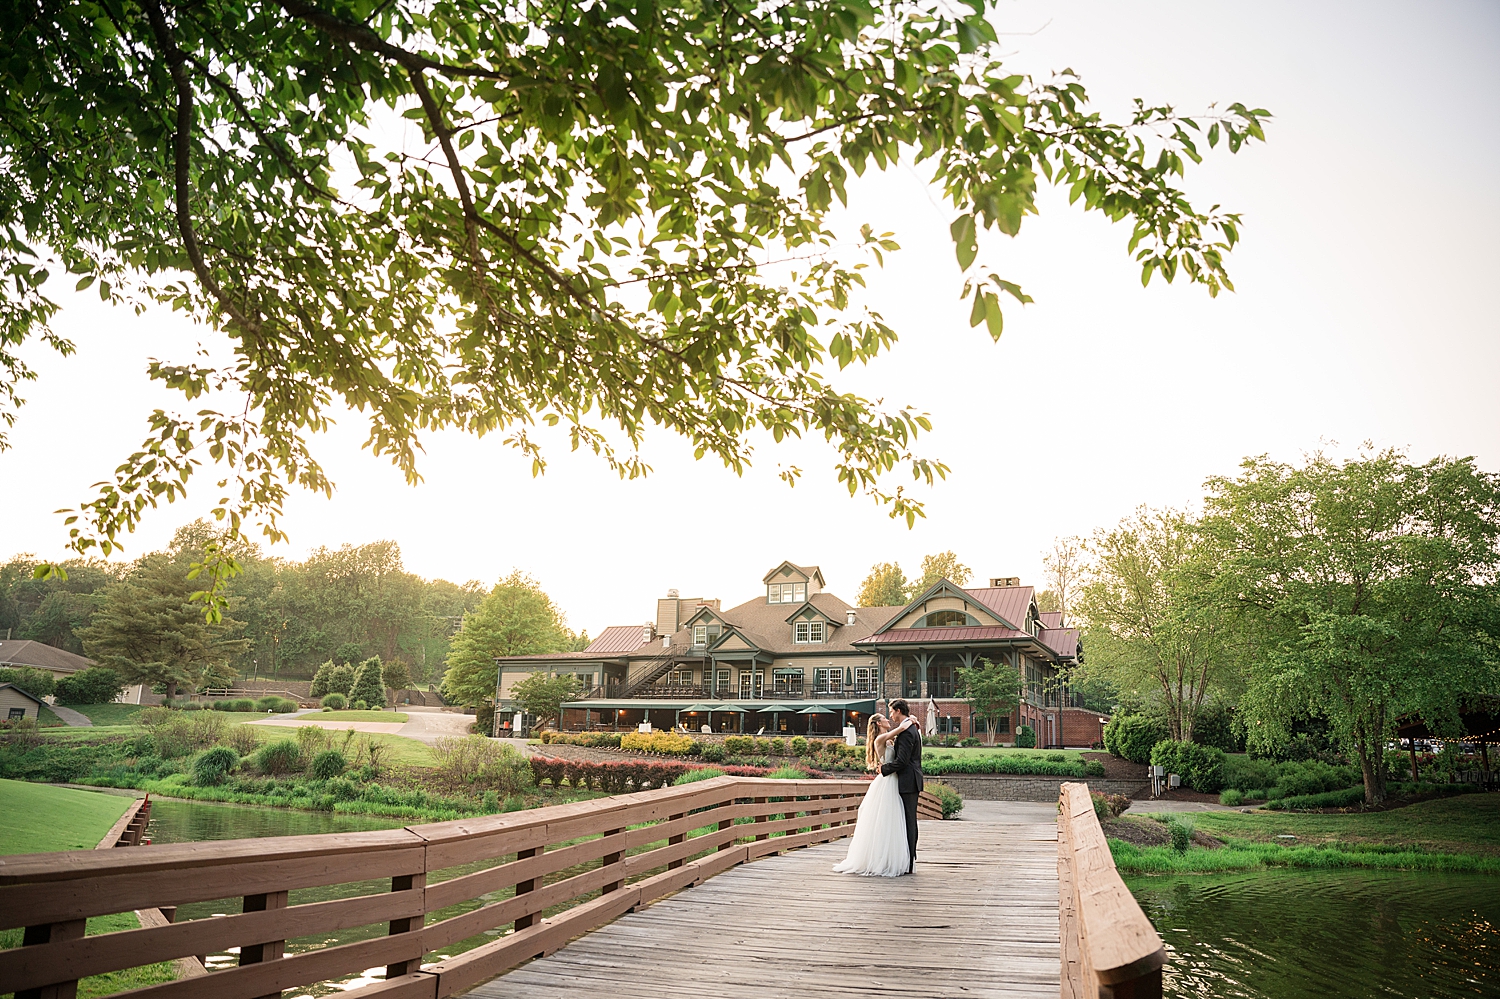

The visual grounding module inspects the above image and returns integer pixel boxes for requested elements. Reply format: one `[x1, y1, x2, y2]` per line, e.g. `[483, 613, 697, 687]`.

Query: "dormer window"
[794, 620, 825, 644]
[693, 625, 707, 646]
[923, 610, 972, 628]
[768, 582, 806, 604]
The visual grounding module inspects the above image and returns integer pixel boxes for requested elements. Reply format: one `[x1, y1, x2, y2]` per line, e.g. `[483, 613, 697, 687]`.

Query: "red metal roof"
[855, 625, 1028, 645]
[1039, 611, 1064, 629]
[1039, 627, 1080, 659]
[580, 625, 653, 656]
[965, 586, 1033, 630]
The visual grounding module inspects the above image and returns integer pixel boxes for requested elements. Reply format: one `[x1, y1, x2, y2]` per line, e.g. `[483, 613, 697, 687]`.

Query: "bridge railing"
[1058, 782, 1166, 999]
[0, 776, 908, 999]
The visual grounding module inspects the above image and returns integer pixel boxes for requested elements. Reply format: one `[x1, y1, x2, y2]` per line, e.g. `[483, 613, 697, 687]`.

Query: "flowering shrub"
[540, 731, 623, 748]
[620, 732, 695, 754]
[526, 756, 829, 791]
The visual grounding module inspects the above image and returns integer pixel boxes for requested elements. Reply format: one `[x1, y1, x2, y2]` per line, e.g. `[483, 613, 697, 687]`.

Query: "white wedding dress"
[832, 742, 910, 877]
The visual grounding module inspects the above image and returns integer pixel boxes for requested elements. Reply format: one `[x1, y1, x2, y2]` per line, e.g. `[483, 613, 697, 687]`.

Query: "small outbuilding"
[0, 682, 44, 721]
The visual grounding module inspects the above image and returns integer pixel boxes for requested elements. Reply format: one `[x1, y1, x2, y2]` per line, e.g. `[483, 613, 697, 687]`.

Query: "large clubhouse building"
[497, 561, 1100, 748]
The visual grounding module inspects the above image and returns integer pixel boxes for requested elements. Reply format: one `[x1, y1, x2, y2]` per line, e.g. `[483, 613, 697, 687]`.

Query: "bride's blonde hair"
[865, 716, 882, 769]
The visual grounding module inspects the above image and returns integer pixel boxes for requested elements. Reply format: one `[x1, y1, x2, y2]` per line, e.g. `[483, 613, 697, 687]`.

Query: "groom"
[880, 698, 924, 874]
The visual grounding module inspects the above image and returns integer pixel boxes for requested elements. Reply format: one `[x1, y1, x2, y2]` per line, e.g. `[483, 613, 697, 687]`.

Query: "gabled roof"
[580, 625, 654, 656]
[860, 625, 1029, 645]
[1038, 627, 1081, 661]
[782, 601, 841, 626]
[761, 561, 826, 588]
[682, 604, 732, 629]
[868, 579, 1011, 635]
[0, 682, 44, 705]
[0, 640, 93, 674]
[965, 586, 1036, 632]
[651, 591, 900, 657]
[1039, 611, 1064, 629]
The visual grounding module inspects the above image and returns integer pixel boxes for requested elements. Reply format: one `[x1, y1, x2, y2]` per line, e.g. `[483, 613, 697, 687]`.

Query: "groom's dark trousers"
[880, 725, 924, 873]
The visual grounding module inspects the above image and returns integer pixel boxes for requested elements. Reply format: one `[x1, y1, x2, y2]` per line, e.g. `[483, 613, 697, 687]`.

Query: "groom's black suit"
[879, 723, 924, 873]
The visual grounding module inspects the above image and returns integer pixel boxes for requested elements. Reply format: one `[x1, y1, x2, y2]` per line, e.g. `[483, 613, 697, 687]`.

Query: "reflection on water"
[1127, 869, 1500, 999]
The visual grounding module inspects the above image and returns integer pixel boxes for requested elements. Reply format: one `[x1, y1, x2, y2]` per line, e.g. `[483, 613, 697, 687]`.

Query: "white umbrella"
[925, 696, 939, 737]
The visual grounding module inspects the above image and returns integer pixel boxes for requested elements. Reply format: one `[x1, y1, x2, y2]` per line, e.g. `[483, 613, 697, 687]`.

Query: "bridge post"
[239, 889, 288, 999]
[602, 829, 625, 892]
[15, 918, 84, 999]
[668, 812, 687, 870]
[753, 797, 769, 846]
[514, 847, 540, 930]
[385, 872, 427, 979]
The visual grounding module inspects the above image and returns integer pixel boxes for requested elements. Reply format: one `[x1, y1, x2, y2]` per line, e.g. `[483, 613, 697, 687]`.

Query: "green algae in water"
[1127, 869, 1500, 998]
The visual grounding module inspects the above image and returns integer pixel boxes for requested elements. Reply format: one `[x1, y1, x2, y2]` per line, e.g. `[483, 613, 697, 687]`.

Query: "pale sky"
[3, 1, 1497, 637]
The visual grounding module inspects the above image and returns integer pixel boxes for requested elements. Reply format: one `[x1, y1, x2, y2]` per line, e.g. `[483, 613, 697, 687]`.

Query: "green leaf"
[951, 214, 978, 270]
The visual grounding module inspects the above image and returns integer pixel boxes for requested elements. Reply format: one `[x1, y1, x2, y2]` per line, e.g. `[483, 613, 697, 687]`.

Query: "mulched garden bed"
[1103, 815, 1225, 850]
[1081, 752, 1148, 782]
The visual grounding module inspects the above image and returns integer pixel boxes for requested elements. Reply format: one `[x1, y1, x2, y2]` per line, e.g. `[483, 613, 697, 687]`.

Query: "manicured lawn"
[0, 912, 176, 997]
[71, 703, 151, 726]
[1188, 793, 1500, 858]
[38, 703, 68, 726]
[300, 710, 409, 723]
[0, 778, 132, 854]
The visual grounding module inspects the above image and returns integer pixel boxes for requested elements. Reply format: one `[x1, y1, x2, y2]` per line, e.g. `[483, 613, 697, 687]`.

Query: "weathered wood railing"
[96, 795, 152, 851]
[1058, 782, 1166, 999]
[1, 777, 925, 999]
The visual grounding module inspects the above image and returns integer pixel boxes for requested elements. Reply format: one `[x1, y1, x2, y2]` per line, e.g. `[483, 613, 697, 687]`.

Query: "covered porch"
[561, 697, 878, 737]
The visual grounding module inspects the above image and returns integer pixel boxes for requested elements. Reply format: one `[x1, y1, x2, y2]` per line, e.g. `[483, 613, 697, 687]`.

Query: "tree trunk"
[164, 681, 179, 700]
[1357, 728, 1386, 805]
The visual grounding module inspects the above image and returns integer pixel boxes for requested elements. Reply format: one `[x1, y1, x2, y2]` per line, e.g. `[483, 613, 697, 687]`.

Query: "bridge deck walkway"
[466, 801, 1060, 999]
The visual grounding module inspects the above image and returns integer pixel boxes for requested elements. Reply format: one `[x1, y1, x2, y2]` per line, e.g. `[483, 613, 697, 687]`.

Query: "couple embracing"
[833, 698, 924, 877]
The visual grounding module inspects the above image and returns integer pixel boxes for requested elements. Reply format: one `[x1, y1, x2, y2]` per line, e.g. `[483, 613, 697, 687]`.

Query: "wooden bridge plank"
[462, 809, 1060, 999]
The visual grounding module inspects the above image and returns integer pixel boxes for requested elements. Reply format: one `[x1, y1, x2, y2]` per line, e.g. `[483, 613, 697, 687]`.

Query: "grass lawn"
[0, 911, 176, 997]
[299, 710, 409, 723]
[924, 746, 1084, 762]
[1188, 793, 1500, 858]
[37, 703, 68, 726]
[71, 703, 151, 726]
[0, 778, 132, 854]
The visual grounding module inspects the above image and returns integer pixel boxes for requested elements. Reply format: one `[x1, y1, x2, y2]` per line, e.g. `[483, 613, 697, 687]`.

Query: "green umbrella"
[757, 703, 798, 734]
[681, 703, 717, 714]
[799, 703, 835, 736]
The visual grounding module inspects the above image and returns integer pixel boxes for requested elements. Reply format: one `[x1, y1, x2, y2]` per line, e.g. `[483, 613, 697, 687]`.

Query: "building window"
[938, 716, 963, 734]
[713, 669, 730, 695]
[7, 707, 24, 720]
[853, 666, 878, 693]
[815, 667, 843, 694]
[923, 610, 970, 628]
[669, 669, 694, 686]
[768, 582, 807, 604]
[809, 621, 824, 642]
[794, 620, 825, 644]
[694, 625, 707, 646]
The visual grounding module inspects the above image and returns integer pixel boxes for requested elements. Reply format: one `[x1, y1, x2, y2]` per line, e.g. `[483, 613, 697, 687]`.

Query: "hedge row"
[922, 755, 1104, 778]
[1265, 782, 1482, 812]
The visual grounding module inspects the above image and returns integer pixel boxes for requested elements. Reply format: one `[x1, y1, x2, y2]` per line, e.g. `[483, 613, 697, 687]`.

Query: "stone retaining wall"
[932, 773, 1149, 802]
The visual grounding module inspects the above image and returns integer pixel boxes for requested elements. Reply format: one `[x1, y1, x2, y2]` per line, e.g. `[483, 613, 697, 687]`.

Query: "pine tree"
[350, 657, 385, 709]
[309, 661, 335, 698]
[327, 663, 356, 696]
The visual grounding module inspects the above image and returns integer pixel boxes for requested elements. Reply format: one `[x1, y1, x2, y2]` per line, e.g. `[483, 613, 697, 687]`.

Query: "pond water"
[1127, 869, 1500, 999]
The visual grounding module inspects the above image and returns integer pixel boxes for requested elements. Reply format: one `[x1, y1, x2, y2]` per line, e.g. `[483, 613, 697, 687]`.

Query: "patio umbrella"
[758, 703, 798, 733]
[714, 703, 746, 733]
[925, 695, 940, 737]
[799, 703, 835, 736]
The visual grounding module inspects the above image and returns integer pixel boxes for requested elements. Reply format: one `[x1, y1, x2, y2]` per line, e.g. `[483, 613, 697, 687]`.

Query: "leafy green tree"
[857, 563, 910, 607]
[54, 667, 126, 705]
[79, 554, 248, 699]
[510, 672, 585, 732]
[911, 551, 973, 593]
[1199, 449, 1500, 805]
[350, 657, 386, 708]
[1074, 508, 1235, 743]
[334, 643, 365, 666]
[0, 666, 55, 700]
[381, 658, 412, 692]
[957, 660, 1021, 746]
[0, 556, 122, 654]
[442, 572, 571, 707]
[8, 1, 1266, 606]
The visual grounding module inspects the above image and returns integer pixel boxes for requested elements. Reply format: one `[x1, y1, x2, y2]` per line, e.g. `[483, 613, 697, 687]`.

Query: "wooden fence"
[2, 777, 939, 999]
[1057, 782, 1166, 999]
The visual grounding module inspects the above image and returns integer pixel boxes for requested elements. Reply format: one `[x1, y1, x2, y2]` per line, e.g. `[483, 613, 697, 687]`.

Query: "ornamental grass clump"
[321, 692, 348, 710]
[1169, 818, 1194, 855]
[927, 782, 964, 819]
[674, 767, 725, 785]
[309, 750, 348, 780]
[191, 746, 239, 786]
[256, 739, 302, 777]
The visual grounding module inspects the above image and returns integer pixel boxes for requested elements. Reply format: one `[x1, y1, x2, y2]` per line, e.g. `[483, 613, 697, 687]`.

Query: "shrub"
[482, 790, 500, 813]
[231, 698, 255, 711]
[927, 782, 964, 819]
[350, 657, 385, 709]
[1219, 788, 1245, 806]
[959, 737, 981, 748]
[256, 739, 302, 776]
[1103, 714, 1167, 764]
[723, 735, 753, 754]
[768, 737, 786, 756]
[1191, 703, 1244, 752]
[431, 736, 534, 795]
[310, 750, 348, 780]
[699, 744, 725, 763]
[923, 755, 1086, 778]
[192, 746, 239, 786]
[1273, 760, 1357, 798]
[789, 736, 808, 756]
[620, 731, 695, 755]
[350, 699, 367, 711]
[1045, 752, 1065, 763]
[1014, 725, 1036, 749]
[1222, 754, 1279, 792]
[0, 666, 56, 700]
[0, 717, 42, 750]
[766, 766, 810, 779]
[1150, 739, 1227, 793]
[1083, 760, 1106, 778]
[222, 725, 260, 757]
[1168, 818, 1194, 854]
[674, 766, 725, 785]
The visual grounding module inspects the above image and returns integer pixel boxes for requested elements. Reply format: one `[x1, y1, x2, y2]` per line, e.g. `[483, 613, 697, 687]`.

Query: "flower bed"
[526, 755, 835, 793]
[923, 754, 1105, 778]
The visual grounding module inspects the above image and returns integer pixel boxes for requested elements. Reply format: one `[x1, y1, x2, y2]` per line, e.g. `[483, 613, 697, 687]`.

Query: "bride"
[832, 712, 916, 877]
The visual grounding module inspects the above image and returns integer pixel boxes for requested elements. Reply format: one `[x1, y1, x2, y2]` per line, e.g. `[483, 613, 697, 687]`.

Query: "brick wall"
[929, 773, 1149, 802]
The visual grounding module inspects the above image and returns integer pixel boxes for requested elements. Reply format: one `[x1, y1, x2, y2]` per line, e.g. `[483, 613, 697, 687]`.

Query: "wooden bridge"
[0, 779, 1163, 999]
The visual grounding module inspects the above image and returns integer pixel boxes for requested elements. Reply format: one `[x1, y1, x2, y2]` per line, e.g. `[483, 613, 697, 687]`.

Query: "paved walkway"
[245, 706, 477, 745]
[47, 704, 92, 727]
[466, 801, 1060, 999]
